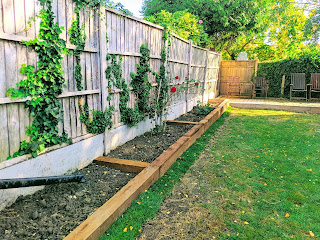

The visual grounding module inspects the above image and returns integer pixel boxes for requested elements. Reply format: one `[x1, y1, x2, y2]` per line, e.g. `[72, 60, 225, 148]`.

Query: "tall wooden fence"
[219, 60, 257, 96]
[0, 0, 221, 163]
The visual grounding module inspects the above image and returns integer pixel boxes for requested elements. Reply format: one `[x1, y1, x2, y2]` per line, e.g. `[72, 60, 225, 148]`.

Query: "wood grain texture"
[0, 105, 9, 162]
[166, 120, 199, 125]
[0, 41, 6, 97]
[94, 156, 149, 173]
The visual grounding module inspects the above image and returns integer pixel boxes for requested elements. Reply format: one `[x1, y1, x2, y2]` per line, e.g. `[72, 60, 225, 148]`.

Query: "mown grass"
[99, 109, 231, 240]
[195, 109, 320, 239]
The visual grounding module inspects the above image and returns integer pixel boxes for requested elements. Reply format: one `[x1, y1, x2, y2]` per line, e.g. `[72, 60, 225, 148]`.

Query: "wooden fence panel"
[205, 52, 221, 100]
[0, 1, 220, 162]
[219, 60, 257, 95]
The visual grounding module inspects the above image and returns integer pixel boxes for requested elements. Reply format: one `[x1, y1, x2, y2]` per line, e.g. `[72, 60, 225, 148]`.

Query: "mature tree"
[142, 0, 270, 59]
[143, 0, 319, 61]
[144, 10, 209, 47]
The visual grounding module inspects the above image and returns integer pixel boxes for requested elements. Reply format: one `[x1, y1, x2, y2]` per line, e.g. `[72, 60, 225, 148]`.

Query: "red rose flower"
[175, 76, 179, 79]
[182, 82, 185, 84]
[195, 82, 199, 86]
[171, 86, 177, 93]
[185, 77, 188, 79]
[177, 83, 180, 85]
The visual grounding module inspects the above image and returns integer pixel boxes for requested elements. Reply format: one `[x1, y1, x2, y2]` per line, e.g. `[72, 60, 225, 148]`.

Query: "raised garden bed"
[0, 164, 135, 240]
[0, 100, 229, 240]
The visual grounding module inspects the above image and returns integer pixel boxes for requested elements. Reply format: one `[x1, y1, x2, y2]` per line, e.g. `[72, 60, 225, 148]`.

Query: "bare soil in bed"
[107, 109, 212, 163]
[0, 165, 135, 240]
[0, 109, 212, 240]
[107, 124, 193, 163]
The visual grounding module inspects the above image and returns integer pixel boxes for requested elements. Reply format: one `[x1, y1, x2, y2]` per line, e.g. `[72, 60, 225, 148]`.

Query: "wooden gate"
[219, 60, 257, 96]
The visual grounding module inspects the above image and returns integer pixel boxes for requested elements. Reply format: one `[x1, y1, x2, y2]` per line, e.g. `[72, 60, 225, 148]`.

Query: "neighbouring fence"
[0, 0, 221, 163]
[219, 60, 257, 96]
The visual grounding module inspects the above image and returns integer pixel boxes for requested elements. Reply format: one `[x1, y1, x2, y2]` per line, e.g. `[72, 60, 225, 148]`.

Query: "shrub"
[257, 47, 320, 98]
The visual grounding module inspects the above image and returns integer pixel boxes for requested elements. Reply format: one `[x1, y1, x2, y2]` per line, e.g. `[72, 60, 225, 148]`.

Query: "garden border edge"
[64, 99, 230, 240]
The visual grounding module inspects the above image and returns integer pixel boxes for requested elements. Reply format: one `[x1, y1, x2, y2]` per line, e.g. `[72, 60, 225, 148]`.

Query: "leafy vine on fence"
[106, 54, 144, 127]
[79, 104, 113, 134]
[69, 5, 86, 91]
[152, 28, 170, 130]
[6, 0, 70, 158]
[131, 44, 153, 115]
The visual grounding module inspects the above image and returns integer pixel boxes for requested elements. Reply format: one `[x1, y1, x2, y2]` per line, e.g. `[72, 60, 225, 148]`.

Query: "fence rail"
[0, 0, 221, 163]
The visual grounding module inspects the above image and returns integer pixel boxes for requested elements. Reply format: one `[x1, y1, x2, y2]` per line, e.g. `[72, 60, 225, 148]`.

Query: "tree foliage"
[144, 10, 209, 47]
[143, 0, 269, 58]
[143, 0, 319, 61]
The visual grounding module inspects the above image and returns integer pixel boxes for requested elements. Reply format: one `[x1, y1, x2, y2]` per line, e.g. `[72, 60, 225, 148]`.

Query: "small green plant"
[193, 101, 214, 115]
[79, 104, 114, 134]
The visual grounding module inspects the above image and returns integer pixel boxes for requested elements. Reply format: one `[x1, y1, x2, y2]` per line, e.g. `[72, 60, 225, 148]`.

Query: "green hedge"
[257, 48, 320, 98]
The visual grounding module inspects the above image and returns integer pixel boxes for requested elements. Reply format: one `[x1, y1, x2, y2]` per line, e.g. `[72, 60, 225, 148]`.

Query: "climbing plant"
[72, 0, 104, 11]
[152, 28, 170, 130]
[69, 6, 86, 91]
[7, 0, 70, 158]
[70, 0, 116, 134]
[130, 44, 153, 115]
[106, 54, 144, 127]
[79, 104, 114, 134]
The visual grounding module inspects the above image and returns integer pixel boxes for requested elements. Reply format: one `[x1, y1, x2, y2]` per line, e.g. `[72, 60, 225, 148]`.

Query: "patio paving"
[211, 96, 320, 114]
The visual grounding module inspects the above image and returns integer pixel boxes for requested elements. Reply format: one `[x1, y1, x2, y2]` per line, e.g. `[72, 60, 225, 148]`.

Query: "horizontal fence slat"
[168, 58, 189, 65]
[0, 33, 98, 53]
[0, 89, 101, 104]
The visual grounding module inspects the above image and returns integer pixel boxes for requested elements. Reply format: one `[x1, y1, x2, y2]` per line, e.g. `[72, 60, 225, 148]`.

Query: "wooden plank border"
[64, 99, 230, 240]
[166, 120, 199, 125]
[94, 156, 149, 173]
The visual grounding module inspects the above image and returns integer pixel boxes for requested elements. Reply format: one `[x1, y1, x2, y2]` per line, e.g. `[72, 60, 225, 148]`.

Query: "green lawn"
[195, 108, 320, 239]
[100, 108, 320, 239]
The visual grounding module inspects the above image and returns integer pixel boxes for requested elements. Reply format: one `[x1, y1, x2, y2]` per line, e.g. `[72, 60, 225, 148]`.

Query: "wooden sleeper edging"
[94, 157, 149, 173]
[64, 99, 230, 240]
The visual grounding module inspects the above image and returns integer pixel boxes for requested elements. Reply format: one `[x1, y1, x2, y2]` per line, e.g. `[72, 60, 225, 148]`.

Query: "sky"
[116, 0, 144, 18]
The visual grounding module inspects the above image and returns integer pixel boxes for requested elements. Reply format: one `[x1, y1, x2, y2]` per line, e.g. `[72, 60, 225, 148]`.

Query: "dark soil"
[0, 108, 213, 240]
[107, 124, 193, 163]
[176, 111, 206, 122]
[107, 108, 214, 163]
[0, 164, 135, 240]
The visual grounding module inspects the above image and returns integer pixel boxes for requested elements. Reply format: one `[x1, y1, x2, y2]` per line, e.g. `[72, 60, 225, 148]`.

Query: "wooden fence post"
[99, 6, 108, 111]
[281, 75, 285, 96]
[202, 49, 209, 103]
[98, 6, 109, 154]
[186, 40, 192, 111]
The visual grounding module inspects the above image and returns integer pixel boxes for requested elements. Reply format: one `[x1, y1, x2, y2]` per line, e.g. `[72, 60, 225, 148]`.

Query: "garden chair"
[309, 73, 320, 100]
[253, 77, 268, 98]
[290, 73, 307, 101]
[227, 76, 241, 96]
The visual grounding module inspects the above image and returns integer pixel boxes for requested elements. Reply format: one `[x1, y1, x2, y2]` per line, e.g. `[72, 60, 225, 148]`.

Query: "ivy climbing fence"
[0, 0, 221, 163]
